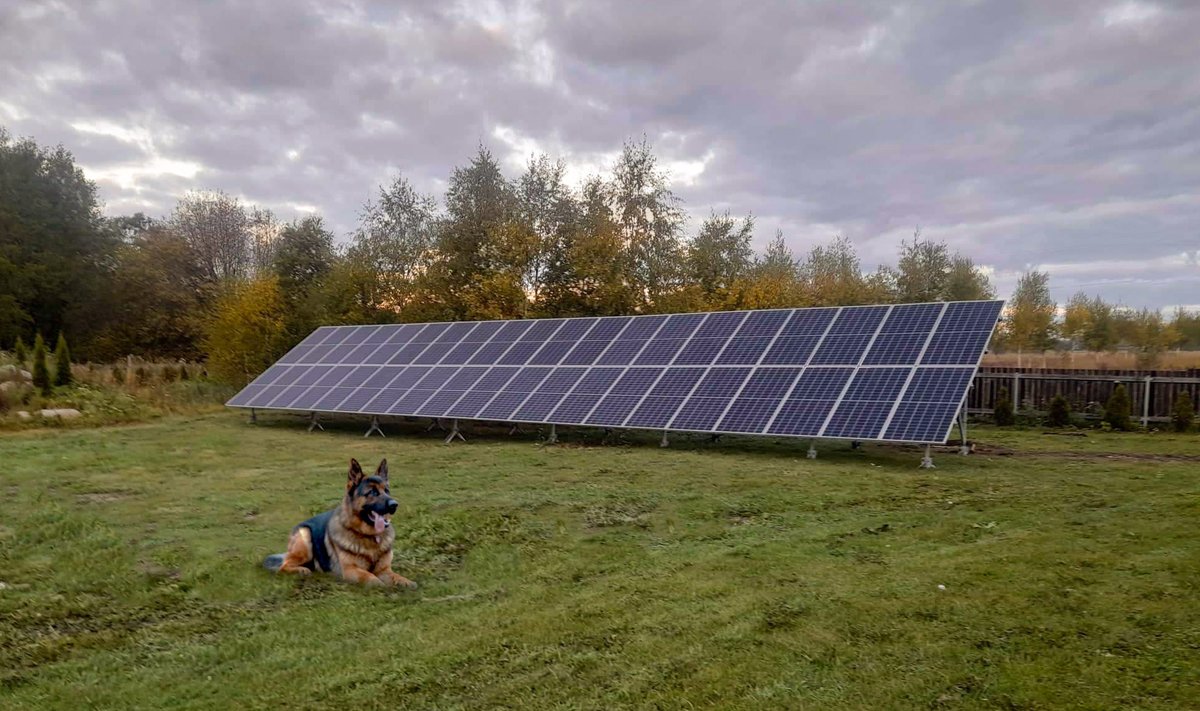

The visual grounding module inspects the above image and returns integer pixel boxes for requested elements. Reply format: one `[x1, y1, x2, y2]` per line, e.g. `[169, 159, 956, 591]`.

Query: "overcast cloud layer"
[2, 0, 1198, 309]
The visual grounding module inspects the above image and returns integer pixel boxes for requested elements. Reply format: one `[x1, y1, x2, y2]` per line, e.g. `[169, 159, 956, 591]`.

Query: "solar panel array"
[227, 300, 1003, 443]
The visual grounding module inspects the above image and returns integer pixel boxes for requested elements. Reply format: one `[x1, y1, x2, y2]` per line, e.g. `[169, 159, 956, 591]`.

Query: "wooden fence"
[969, 367, 1200, 424]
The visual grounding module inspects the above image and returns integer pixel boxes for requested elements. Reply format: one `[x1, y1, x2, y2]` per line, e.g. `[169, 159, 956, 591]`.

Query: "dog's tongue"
[371, 511, 386, 534]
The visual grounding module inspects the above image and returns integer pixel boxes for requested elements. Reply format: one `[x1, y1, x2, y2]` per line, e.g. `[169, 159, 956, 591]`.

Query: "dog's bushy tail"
[263, 553, 286, 572]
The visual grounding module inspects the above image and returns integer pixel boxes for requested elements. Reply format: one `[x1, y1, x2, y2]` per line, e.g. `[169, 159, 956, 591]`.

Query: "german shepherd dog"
[263, 458, 416, 588]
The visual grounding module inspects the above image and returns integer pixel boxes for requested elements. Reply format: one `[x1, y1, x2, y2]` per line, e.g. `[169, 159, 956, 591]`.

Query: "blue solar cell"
[388, 341, 429, 364]
[467, 366, 520, 392]
[884, 402, 961, 441]
[881, 303, 943, 333]
[655, 312, 706, 339]
[716, 337, 772, 365]
[315, 327, 353, 346]
[437, 322, 478, 342]
[823, 400, 893, 439]
[443, 391, 497, 419]
[522, 318, 566, 341]
[414, 342, 454, 364]
[413, 389, 467, 417]
[338, 388, 384, 413]
[511, 392, 568, 421]
[364, 387, 410, 412]
[252, 365, 292, 386]
[842, 368, 909, 402]
[529, 340, 574, 365]
[296, 328, 335, 347]
[360, 366, 404, 389]
[671, 397, 730, 431]
[343, 342, 380, 364]
[314, 367, 351, 387]
[439, 341, 485, 364]
[272, 366, 311, 387]
[767, 400, 836, 436]
[649, 368, 704, 396]
[560, 340, 607, 365]
[467, 341, 514, 365]
[362, 343, 397, 365]
[323, 344, 359, 363]
[863, 333, 927, 365]
[314, 387, 355, 410]
[585, 395, 643, 425]
[255, 385, 295, 408]
[499, 367, 552, 393]
[572, 368, 622, 393]
[305, 344, 334, 363]
[340, 326, 377, 346]
[288, 387, 329, 411]
[809, 334, 873, 364]
[903, 367, 974, 402]
[584, 316, 632, 340]
[387, 389, 438, 414]
[339, 366, 377, 388]
[414, 367, 461, 390]
[411, 323, 451, 342]
[443, 367, 489, 390]
[494, 320, 535, 341]
[626, 396, 684, 428]
[621, 314, 668, 339]
[277, 345, 312, 364]
[227, 384, 262, 407]
[692, 368, 751, 397]
[534, 367, 587, 393]
[634, 338, 688, 365]
[498, 340, 543, 365]
[694, 311, 747, 338]
[609, 368, 661, 395]
[596, 339, 647, 365]
[829, 305, 890, 334]
[760, 336, 821, 365]
[736, 310, 790, 338]
[739, 368, 802, 400]
[718, 398, 778, 433]
[789, 368, 853, 399]
[366, 325, 402, 344]
[388, 365, 431, 389]
[384, 324, 424, 345]
[550, 318, 597, 341]
[779, 308, 837, 337]
[548, 392, 600, 423]
[292, 366, 328, 386]
[673, 337, 728, 364]
[464, 321, 504, 341]
[921, 330, 993, 365]
[938, 301, 1003, 332]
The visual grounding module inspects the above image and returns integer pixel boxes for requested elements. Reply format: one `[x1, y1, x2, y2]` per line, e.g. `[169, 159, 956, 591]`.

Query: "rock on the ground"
[16, 411, 32, 420]
[39, 408, 82, 420]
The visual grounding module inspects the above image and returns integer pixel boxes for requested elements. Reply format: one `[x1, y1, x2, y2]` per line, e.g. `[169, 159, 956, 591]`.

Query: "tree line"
[1, 127, 1196, 385]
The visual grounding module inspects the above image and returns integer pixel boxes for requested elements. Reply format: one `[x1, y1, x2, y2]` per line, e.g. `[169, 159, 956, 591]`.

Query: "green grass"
[1, 414, 1197, 709]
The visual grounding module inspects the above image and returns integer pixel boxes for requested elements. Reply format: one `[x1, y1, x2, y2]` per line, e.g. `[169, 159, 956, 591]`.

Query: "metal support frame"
[249, 408, 257, 424]
[426, 418, 445, 432]
[660, 430, 670, 448]
[508, 423, 525, 435]
[545, 423, 558, 444]
[307, 411, 324, 432]
[850, 440, 862, 450]
[443, 418, 466, 444]
[958, 406, 970, 455]
[919, 444, 935, 469]
[365, 416, 385, 438]
[708, 434, 722, 443]
[806, 442, 817, 459]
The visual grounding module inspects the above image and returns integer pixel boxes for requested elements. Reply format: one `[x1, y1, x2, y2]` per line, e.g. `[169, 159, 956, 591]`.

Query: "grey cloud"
[1, 0, 1197, 309]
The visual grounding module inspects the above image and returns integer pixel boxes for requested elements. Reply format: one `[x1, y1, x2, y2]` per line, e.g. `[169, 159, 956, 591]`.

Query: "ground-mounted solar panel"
[228, 300, 1004, 445]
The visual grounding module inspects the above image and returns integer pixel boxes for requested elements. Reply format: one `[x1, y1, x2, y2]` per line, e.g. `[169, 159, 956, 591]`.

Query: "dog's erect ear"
[376, 458, 389, 484]
[347, 458, 365, 491]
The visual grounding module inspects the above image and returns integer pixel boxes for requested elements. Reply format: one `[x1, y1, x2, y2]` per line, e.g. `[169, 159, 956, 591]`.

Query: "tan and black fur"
[264, 458, 416, 588]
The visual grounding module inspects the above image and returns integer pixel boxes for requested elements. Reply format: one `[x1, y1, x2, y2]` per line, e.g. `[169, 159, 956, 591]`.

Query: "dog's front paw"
[380, 572, 418, 589]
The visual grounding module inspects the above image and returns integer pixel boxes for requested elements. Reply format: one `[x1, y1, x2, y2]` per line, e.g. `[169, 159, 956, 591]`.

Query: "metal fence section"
[968, 367, 1200, 425]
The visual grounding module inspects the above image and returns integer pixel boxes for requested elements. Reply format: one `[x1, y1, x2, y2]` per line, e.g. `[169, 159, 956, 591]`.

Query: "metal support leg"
[545, 423, 558, 444]
[660, 430, 670, 448]
[708, 433, 722, 443]
[851, 440, 862, 450]
[508, 423, 524, 435]
[249, 408, 257, 424]
[443, 418, 466, 444]
[307, 412, 324, 432]
[919, 444, 935, 469]
[365, 416, 385, 438]
[807, 442, 818, 459]
[426, 418, 445, 432]
[958, 407, 969, 455]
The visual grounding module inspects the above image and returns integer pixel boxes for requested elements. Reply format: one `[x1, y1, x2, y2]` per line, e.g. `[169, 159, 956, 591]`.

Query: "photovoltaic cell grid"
[227, 300, 1003, 443]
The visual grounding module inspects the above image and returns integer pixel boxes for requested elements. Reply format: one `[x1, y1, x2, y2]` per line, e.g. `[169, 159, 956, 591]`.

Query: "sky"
[2, 0, 1197, 310]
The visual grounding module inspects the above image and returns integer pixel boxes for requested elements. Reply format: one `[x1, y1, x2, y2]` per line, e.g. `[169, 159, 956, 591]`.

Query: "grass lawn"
[1, 413, 1197, 709]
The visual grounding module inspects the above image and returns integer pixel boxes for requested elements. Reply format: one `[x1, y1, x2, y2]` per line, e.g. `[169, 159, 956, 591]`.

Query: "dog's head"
[345, 458, 397, 536]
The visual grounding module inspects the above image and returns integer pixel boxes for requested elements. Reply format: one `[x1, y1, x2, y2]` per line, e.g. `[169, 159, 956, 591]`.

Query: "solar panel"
[227, 300, 1004, 444]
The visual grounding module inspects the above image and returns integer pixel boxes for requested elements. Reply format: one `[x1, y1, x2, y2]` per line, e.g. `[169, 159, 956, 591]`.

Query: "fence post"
[1012, 372, 1021, 414]
[1142, 375, 1152, 428]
